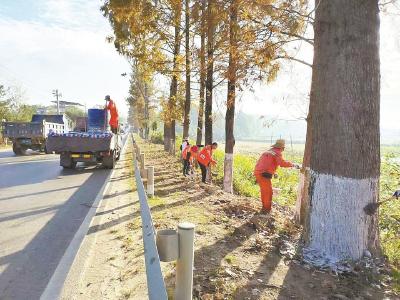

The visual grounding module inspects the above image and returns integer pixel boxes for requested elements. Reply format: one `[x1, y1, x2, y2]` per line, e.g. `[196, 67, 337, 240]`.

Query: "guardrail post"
[175, 222, 195, 300]
[146, 166, 154, 198]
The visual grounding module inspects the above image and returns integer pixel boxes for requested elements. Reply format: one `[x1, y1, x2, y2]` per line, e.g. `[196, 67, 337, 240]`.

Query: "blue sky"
[0, 1, 399, 140]
[0, 0, 130, 117]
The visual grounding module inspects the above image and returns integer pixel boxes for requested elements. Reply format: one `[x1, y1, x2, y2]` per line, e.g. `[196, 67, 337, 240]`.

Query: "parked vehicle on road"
[2, 114, 69, 155]
[46, 109, 121, 169]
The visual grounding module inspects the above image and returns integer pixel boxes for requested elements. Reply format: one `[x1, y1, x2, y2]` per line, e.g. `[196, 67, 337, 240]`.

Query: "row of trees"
[104, 0, 391, 263]
[102, 0, 310, 192]
[0, 83, 85, 130]
[0, 85, 38, 123]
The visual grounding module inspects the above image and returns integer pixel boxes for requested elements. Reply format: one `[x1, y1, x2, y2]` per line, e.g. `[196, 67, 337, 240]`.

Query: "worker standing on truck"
[197, 142, 218, 183]
[254, 139, 300, 213]
[105, 95, 119, 134]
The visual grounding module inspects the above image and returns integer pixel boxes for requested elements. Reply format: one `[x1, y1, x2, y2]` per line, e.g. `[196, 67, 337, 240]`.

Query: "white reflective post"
[147, 166, 154, 197]
[175, 222, 195, 300]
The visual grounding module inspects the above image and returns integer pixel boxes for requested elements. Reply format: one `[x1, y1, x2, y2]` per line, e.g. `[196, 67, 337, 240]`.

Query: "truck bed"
[2, 121, 66, 139]
[46, 131, 118, 153]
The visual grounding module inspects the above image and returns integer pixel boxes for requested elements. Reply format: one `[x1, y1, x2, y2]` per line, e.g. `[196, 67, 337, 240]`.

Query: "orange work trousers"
[255, 174, 273, 211]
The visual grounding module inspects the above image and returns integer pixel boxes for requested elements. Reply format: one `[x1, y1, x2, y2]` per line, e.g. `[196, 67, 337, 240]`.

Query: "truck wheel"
[102, 151, 116, 169]
[60, 153, 76, 169]
[13, 143, 26, 156]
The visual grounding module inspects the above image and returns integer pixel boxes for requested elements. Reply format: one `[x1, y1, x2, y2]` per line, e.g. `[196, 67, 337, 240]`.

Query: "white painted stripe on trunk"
[223, 153, 234, 193]
[305, 171, 378, 265]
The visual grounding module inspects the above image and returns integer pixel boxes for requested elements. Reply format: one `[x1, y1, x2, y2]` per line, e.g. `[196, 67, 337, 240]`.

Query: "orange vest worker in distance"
[197, 142, 218, 183]
[254, 139, 298, 213]
[105, 95, 119, 133]
[182, 145, 199, 176]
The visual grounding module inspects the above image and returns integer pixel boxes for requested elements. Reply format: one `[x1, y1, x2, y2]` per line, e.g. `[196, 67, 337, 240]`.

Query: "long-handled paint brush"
[364, 191, 399, 216]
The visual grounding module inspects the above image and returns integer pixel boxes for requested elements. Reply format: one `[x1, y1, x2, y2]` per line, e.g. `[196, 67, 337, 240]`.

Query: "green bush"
[212, 149, 302, 206]
[150, 131, 163, 144]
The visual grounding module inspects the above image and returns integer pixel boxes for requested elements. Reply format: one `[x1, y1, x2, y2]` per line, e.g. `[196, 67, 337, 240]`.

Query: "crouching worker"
[254, 139, 300, 213]
[182, 145, 199, 176]
[197, 142, 218, 183]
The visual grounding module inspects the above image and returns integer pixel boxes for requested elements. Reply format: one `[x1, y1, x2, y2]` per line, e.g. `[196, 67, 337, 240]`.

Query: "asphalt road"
[0, 149, 112, 300]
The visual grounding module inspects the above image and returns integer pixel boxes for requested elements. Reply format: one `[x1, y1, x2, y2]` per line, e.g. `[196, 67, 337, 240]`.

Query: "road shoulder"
[61, 139, 148, 299]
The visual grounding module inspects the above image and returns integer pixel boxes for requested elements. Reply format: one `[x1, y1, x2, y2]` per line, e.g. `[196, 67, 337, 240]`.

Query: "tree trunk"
[182, 0, 191, 139]
[304, 0, 380, 264]
[165, 1, 182, 151]
[144, 83, 149, 140]
[295, 111, 312, 224]
[204, 0, 214, 145]
[223, 0, 238, 193]
[196, 0, 206, 145]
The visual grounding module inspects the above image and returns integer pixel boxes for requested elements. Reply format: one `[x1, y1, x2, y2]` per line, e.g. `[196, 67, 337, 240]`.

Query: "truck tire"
[60, 152, 77, 169]
[13, 142, 26, 156]
[102, 151, 116, 169]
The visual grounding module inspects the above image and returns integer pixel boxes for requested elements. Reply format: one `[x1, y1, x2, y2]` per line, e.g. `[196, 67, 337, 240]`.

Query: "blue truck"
[45, 109, 121, 169]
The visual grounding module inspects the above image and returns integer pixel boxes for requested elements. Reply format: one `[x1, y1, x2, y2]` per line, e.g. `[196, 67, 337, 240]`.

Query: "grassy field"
[211, 142, 400, 269]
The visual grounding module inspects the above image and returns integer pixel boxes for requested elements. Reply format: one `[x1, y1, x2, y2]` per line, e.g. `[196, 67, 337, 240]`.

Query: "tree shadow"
[0, 185, 82, 202]
[0, 204, 63, 224]
[0, 169, 109, 299]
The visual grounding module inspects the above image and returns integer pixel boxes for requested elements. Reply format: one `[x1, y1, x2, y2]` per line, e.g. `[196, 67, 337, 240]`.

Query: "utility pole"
[52, 89, 62, 114]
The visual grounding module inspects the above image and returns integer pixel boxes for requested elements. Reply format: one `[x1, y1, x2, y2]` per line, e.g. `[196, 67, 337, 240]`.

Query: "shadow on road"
[0, 168, 110, 300]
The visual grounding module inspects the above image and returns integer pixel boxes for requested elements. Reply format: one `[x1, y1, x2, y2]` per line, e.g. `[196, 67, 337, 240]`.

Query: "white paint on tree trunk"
[223, 153, 234, 193]
[295, 172, 306, 223]
[305, 171, 378, 266]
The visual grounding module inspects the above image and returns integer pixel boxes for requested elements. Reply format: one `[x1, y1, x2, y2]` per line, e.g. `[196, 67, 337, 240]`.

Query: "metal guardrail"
[132, 136, 168, 300]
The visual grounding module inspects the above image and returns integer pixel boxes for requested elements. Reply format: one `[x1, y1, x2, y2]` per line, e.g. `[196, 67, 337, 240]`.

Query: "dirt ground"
[63, 136, 399, 300]
[135, 137, 398, 300]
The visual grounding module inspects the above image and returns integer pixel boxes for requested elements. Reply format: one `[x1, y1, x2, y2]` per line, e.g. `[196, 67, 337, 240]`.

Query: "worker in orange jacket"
[182, 145, 199, 176]
[105, 95, 119, 133]
[254, 139, 300, 213]
[197, 142, 218, 183]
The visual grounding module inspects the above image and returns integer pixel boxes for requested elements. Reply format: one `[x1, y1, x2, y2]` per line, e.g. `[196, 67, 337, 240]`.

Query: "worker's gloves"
[293, 163, 302, 169]
[393, 190, 400, 199]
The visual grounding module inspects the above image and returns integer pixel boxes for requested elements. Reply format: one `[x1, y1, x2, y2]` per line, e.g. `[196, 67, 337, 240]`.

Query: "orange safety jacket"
[182, 145, 198, 163]
[197, 145, 216, 166]
[253, 147, 293, 176]
[107, 100, 119, 128]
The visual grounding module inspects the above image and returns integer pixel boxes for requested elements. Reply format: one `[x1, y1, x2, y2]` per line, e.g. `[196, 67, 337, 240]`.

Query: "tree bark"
[295, 111, 312, 224]
[196, 0, 206, 145]
[165, 1, 182, 152]
[144, 82, 149, 140]
[304, 0, 380, 264]
[223, 0, 238, 193]
[183, 0, 191, 139]
[204, 0, 214, 145]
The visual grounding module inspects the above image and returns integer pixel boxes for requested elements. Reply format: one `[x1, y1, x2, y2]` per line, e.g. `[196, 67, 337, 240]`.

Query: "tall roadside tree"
[204, 0, 215, 145]
[196, 0, 207, 145]
[221, 0, 308, 193]
[182, 0, 191, 139]
[102, 0, 185, 152]
[303, 0, 381, 262]
[164, 0, 183, 151]
[223, 0, 238, 193]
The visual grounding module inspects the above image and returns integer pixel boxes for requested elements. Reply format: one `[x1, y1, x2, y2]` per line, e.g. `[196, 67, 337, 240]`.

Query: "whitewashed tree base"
[223, 153, 234, 193]
[304, 171, 378, 267]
